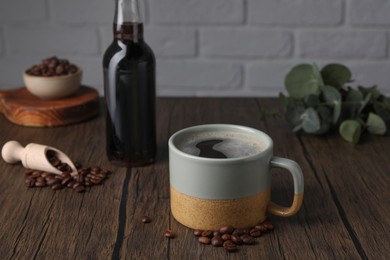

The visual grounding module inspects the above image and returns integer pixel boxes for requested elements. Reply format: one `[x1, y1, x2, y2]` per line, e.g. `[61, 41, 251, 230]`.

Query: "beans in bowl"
[26, 56, 78, 77]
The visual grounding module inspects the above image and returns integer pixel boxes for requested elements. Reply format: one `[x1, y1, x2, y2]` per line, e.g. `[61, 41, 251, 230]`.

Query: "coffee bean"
[164, 229, 175, 239]
[24, 169, 34, 175]
[61, 177, 72, 186]
[220, 226, 234, 234]
[74, 162, 82, 169]
[91, 166, 101, 172]
[46, 177, 60, 186]
[35, 181, 46, 187]
[84, 180, 93, 187]
[51, 183, 64, 190]
[74, 185, 86, 193]
[41, 172, 52, 178]
[90, 178, 102, 185]
[141, 216, 152, 224]
[211, 236, 224, 247]
[32, 171, 41, 178]
[213, 231, 221, 237]
[223, 240, 238, 252]
[193, 229, 203, 236]
[201, 230, 213, 238]
[67, 181, 77, 188]
[72, 182, 81, 189]
[25, 177, 35, 187]
[254, 224, 268, 232]
[26, 56, 78, 77]
[221, 234, 231, 241]
[232, 229, 245, 236]
[241, 234, 255, 245]
[262, 220, 274, 231]
[198, 236, 210, 244]
[250, 228, 262, 238]
[231, 234, 242, 245]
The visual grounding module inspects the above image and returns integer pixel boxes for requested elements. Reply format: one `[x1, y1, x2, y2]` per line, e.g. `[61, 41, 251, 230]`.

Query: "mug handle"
[267, 156, 304, 217]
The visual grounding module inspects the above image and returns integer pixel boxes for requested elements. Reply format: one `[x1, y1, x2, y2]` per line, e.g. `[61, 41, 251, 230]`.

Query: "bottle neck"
[113, 0, 143, 41]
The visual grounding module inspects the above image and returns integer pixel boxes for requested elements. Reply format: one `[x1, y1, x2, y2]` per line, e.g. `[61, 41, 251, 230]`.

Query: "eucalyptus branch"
[280, 63, 389, 144]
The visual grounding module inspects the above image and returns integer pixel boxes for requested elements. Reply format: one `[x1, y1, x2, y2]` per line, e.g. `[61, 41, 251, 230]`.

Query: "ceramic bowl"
[23, 67, 82, 100]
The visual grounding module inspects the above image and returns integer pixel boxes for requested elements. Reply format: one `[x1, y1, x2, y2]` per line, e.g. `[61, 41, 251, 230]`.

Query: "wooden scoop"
[1, 140, 78, 177]
[0, 86, 100, 127]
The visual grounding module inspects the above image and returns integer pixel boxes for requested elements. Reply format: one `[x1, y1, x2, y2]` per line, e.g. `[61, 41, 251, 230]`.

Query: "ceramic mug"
[168, 124, 304, 230]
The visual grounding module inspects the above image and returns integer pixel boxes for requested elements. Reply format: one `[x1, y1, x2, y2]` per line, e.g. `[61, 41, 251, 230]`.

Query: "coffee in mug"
[168, 124, 304, 230]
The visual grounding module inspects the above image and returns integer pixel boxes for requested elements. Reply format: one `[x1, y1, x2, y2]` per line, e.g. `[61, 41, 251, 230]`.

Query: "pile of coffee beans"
[193, 220, 274, 253]
[23, 150, 111, 193]
[26, 56, 78, 77]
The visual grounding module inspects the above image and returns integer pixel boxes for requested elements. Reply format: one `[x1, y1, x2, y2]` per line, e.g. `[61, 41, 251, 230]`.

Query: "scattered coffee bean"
[221, 233, 231, 241]
[41, 172, 51, 178]
[190, 220, 275, 253]
[250, 228, 262, 238]
[22, 152, 112, 194]
[223, 240, 238, 252]
[74, 185, 86, 193]
[198, 236, 211, 245]
[193, 229, 203, 236]
[220, 226, 234, 234]
[32, 171, 41, 178]
[201, 230, 213, 238]
[61, 177, 72, 186]
[164, 229, 175, 239]
[24, 169, 34, 176]
[254, 224, 268, 232]
[24, 177, 35, 187]
[241, 234, 255, 245]
[141, 216, 152, 224]
[213, 231, 221, 237]
[211, 236, 224, 247]
[262, 220, 274, 231]
[51, 183, 64, 190]
[34, 181, 46, 187]
[46, 177, 60, 186]
[231, 234, 242, 245]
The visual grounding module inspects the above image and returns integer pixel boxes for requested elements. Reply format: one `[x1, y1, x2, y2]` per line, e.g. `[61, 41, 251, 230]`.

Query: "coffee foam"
[176, 131, 267, 159]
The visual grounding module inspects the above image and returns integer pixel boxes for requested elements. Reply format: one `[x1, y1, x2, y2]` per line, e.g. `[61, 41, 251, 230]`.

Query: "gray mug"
[168, 124, 304, 230]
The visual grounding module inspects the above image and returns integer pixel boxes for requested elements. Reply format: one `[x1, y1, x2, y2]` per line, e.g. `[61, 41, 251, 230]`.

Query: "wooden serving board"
[0, 86, 100, 127]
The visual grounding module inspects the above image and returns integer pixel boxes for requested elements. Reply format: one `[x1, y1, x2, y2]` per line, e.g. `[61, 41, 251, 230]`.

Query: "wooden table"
[0, 98, 389, 259]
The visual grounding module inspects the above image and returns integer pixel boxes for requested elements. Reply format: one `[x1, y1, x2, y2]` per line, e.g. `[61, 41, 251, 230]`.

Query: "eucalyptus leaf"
[321, 64, 352, 89]
[346, 89, 363, 102]
[359, 85, 381, 99]
[339, 120, 362, 144]
[285, 64, 322, 99]
[358, 92, 372, 114]
[321, 85, 341, 103]
[301, 108, 321, 133]
[366, 113, 387, 135]
[304, 94, 320, 107]
[316, 106, 332, 134]
[333, 101, 342, 123]
[321, 85, 341, 123]
[285, 105, 305, 126]
[373, 101, 390, 122]
[344, 89, 363, 118]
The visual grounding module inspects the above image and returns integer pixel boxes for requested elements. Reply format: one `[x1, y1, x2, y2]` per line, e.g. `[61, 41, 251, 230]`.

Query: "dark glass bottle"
[103, 0, 156, 167]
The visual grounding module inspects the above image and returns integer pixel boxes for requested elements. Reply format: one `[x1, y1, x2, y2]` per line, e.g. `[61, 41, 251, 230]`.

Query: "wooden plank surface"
[0, 98, 389, 259]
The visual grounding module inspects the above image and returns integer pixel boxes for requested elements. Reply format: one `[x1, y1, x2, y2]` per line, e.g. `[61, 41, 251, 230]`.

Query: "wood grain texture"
[0, 98, 388, 259]
[0, 86, 99, 127]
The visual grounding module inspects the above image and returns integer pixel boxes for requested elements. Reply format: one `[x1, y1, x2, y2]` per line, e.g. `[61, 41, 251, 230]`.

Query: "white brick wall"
[0, 0, 390, 96]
